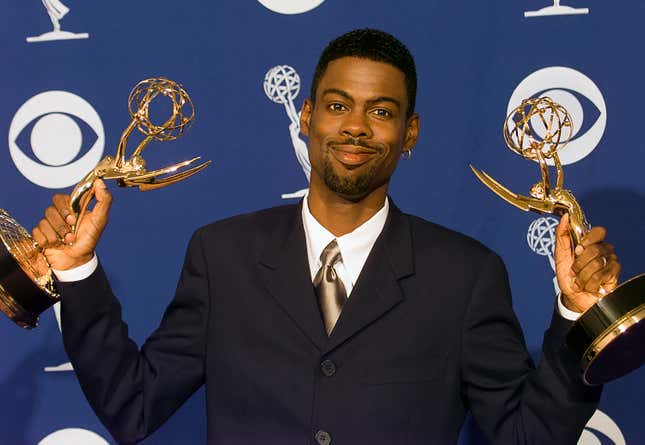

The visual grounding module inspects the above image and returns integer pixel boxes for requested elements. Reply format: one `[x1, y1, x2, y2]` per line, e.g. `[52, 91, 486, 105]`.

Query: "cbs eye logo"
[507, 66, 606, 166]
[578, 409, 625, 445]
[8, 90, 104, 189]
[257, 0, 325, 14]
[39, 428, 109, 445]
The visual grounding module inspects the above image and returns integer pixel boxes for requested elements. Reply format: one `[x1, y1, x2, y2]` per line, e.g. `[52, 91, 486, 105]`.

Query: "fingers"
[572, 242, 614, 273]
[574, 226, 606, 255]
[580, 256, 621, 293]
[571, 225, 621, 293]
[32, 226, 48, 247]
[35, 216, 63, 248]
[53, 193, 75, 226]
[33, 193, 76, 247]
[575, 253, 620, 292]
[30, 180, 112, 270]
[45, 206, 70, 240]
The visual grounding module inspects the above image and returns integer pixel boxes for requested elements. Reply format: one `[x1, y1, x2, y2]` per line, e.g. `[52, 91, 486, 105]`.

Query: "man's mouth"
[328, 144, 378, 167]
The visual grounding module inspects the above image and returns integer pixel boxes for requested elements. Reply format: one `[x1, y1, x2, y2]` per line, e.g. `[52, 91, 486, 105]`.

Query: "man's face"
[300, 57, 419, 201]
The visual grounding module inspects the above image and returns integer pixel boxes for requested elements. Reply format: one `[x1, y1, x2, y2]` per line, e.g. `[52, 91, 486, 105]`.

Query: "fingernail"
[575, 245, 584, 255]
[66, 215, 74, 224]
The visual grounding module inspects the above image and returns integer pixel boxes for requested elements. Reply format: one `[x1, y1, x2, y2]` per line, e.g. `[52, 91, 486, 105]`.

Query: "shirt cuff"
[52, 254, 98, 282]
[557, 292, 582, 321]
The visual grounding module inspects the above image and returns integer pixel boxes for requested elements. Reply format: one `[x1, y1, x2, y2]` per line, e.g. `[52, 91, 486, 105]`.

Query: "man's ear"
[403, 113, 420, 151]
[300, 99, 313, 137]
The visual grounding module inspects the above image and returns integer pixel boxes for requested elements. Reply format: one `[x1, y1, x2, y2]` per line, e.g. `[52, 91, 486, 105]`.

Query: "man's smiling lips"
[328, 144, 378, 166]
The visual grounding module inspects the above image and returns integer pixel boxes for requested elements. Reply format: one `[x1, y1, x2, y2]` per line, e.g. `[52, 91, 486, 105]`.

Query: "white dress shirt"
[53, 253, 98, 282]
[557, 292, 583, 320]
[302, 196, 389, 297]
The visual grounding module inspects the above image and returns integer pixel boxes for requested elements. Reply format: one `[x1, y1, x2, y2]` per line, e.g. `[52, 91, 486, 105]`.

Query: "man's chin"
[321, 158, 382, 200]
[323, 174, 372, 201]
[330, 188, 371, 202]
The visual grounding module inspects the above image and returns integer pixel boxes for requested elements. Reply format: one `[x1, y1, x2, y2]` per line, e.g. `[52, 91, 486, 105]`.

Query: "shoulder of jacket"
[194, 203, 299, 239]
[404, 213, 496, 259]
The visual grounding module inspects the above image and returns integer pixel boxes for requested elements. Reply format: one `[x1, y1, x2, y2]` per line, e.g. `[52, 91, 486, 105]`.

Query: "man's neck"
[306, 181, 388, 237]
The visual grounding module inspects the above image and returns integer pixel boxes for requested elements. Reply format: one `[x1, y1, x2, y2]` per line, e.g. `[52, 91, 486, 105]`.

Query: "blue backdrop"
[1, 1, 643, 443]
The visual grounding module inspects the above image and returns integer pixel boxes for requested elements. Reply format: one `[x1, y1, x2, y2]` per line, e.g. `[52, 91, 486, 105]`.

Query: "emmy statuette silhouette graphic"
[27, 0, 89, 42]
[527, 216, 562, 295]
[524, 0, 589, 18]
[264, 65, 311, 199]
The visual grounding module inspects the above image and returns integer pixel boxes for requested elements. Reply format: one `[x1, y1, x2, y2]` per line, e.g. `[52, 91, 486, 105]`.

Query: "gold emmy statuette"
[470, 96, 645, 385]
[0, 77, 211, 329]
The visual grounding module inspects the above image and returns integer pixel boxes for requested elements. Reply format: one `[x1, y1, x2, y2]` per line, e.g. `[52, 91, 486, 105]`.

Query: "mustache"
[328, 137, 380, 152]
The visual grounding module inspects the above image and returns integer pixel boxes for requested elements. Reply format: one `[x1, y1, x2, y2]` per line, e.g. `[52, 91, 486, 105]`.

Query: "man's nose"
[340, 110, 372, 139]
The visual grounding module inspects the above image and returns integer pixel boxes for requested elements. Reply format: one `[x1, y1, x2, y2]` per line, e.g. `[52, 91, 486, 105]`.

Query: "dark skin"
[300, 57, 419, 236]
[34, 56, 619, 313]
[555, 214, 620, 312]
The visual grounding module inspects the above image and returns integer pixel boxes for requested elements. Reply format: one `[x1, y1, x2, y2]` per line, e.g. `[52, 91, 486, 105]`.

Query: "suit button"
[315, 429, 332, 445]
[320, 359, 336, 377]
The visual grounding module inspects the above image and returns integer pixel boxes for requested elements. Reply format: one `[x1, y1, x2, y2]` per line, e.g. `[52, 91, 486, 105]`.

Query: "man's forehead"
[316, 57, 408, 103]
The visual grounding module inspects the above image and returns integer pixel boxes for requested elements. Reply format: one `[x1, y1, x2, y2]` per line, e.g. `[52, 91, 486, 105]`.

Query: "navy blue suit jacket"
[59, 203, 601, 444]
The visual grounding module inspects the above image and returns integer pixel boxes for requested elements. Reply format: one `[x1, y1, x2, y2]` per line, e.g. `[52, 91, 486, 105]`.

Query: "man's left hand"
[555, 214, 621, 313]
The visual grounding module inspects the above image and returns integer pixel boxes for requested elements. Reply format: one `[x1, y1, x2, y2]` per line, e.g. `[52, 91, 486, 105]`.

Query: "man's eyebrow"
[367, 96, 401, 108]
[321, 89, 401, 109]
[321, 88, 353, 101]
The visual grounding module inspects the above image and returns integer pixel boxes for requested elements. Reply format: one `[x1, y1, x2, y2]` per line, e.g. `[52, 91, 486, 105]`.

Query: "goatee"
[321, 156, 376, 200]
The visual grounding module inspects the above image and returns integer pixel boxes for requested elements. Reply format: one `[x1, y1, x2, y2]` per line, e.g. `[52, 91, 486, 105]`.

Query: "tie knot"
[319, 239, 342, 267]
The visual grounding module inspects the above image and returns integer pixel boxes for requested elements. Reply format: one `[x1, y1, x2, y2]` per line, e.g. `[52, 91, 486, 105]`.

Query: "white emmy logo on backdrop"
[525, 0, 588, 17]
[527, 216, 561, 294]
[8, 90, 105, 189]
[264, 65, 311, 199]
[257, 0, 325, 14]
[44, 302, 73, 372]
[27, 0, 89, 42]
[39, 428, 109, 445]
[578, 409, 626, 445]
[508, 67, 606, 166]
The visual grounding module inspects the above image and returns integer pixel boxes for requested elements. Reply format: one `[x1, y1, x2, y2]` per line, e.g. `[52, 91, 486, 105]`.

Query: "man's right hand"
[32, 179, 113, 271]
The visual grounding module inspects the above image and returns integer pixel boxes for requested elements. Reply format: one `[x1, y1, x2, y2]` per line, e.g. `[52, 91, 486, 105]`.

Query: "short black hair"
[310, 28, 417, 117]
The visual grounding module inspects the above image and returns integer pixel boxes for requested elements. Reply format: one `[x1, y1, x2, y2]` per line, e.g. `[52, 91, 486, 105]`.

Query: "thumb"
[554, 213, 578, 296]
[91, 179, 113, 222]
[554, 213, 572, 260]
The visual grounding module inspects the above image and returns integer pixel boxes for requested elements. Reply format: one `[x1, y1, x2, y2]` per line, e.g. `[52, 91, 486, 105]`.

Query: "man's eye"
[372, 108, 392, 118]
[328, 103, 347, 112]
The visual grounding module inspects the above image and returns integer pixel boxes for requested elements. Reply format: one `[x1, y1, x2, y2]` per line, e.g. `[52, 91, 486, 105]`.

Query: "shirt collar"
[301, 194, 389, 284]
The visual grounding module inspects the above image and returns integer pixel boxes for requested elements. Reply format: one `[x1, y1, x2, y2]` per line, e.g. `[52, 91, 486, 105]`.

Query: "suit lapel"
[325, 204, 415, 352]
[258, 203, 328, 351]
[258, 202, 415, 353]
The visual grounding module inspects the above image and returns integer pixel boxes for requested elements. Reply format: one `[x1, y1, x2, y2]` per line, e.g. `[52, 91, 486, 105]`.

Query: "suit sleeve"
[59, 229, 210, 444]
[462, 250, 601, 444]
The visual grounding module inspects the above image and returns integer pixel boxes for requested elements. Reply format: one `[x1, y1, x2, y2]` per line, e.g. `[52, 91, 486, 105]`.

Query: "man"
[34, 29, 619, 444]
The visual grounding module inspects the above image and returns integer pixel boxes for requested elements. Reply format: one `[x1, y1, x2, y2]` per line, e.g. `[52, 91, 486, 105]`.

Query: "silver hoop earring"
[401, 148, 413, 160]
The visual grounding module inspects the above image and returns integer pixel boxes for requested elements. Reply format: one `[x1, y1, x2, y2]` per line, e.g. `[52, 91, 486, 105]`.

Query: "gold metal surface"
[584, 302, 645, 367]
[0, 209, 57, 298]
[70, 77, 211, 228]
[470, 97, 589, 246]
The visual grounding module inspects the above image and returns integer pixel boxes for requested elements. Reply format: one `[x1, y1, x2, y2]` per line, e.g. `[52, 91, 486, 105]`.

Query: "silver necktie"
[314, 239, 348, 336]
